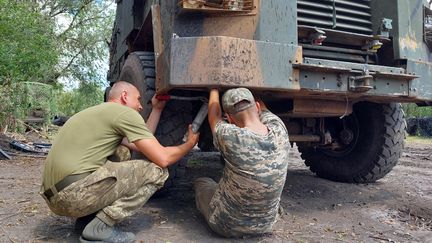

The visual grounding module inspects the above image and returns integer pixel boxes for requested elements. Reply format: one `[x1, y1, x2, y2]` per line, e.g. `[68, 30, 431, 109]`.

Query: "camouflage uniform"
[40, 146, 168, 226]
[195, 110, 290, 237]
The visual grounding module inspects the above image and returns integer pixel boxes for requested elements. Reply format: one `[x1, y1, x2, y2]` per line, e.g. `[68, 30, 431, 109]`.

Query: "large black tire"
[298, 102, 406, 183]
[197, 119, 217, 152]
[118, 51, 192, 189]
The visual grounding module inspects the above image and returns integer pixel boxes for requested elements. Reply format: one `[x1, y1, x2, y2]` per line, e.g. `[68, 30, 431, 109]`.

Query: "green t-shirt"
[42, 102, 154, 190]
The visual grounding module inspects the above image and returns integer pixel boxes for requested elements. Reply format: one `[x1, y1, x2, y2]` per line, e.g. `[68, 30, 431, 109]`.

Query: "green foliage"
[41, 0, 115, 86]
[0, 0, 60, 131]
[56, 82, 104, 116]
[0, 84, 26, 131]
[26, 82, 59, 123]
[0, 0, 59, 85]
[0, 81, 104, 131]
[0, 82, 57, 132]
[402, 104, 432, 118]
[0, 0, 114, 132]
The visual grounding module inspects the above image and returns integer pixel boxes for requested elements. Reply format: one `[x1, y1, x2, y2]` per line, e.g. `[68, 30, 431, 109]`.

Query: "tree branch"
[73, 16, 108, 29]
[49, 8, 68, 18]
[58, 46, 87, 78]
[59, 0, 94, 38]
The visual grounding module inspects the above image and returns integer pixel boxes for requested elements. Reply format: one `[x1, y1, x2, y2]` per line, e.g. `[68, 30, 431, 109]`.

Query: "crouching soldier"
[40, 81, 199, 243]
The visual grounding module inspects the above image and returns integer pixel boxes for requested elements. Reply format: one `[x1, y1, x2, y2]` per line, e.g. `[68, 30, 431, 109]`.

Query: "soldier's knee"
[108, 145, 131, 162]
[194, 177, 216, 190]
[150, 166, 169, 187]
[160, 168, 169, 182]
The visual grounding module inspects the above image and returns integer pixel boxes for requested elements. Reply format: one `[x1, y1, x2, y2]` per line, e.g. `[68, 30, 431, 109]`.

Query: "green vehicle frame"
[108, 0, 432, 184]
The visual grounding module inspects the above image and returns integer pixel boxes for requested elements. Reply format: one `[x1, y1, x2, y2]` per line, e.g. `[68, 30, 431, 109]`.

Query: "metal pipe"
[289, 135, 321, 142]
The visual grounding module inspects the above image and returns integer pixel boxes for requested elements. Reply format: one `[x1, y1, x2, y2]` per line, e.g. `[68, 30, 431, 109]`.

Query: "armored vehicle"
[108, 0, 432, 184]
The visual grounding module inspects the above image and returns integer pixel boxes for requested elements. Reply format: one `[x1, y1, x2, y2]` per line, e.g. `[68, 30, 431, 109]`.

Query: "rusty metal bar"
[289, 135, 321, 142]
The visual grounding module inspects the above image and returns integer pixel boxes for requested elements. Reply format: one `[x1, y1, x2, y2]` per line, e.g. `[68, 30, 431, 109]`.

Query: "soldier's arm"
[208, 89, 222, 136]
[121, 137, 139, 152]
[256, 100, 286, 128]
[146, 94, 166, 134]
[121, 94, 166, 152]
[133, 125, 199, 168]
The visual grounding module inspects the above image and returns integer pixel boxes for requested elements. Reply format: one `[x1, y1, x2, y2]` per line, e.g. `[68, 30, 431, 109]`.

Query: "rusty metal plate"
[164, 36, 301, 90]
[291, 99, 353, 118]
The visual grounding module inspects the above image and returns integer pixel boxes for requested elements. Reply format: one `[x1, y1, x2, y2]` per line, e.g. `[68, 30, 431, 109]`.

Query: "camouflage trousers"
[41, 146, 168, 226]
[194, 177, 281, 238]
[194, 177, 233, 237]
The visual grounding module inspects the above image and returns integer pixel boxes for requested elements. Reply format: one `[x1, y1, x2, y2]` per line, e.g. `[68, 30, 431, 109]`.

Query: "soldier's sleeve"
[260, 110, 288, 135]
[114, 110, 155, 142]
[213, 120, 233, 153]
[260, 110, 283, 126]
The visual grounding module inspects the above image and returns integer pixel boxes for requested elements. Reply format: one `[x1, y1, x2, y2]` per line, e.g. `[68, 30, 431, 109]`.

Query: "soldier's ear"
[226, 114, 234, 124]
[120, 91, 128, 104]
[255, 102, 261, 114]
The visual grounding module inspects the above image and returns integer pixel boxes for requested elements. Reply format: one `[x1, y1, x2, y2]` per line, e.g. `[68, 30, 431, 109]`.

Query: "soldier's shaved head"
[108, 81, 139, 101]
[108, 81, 143, 111]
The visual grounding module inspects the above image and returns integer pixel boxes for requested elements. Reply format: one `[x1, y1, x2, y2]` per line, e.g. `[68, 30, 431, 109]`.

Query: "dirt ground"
[0, 139, 431, 243]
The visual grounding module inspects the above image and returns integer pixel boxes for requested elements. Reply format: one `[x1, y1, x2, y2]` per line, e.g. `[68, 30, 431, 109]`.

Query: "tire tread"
[300, 102, 406, 183]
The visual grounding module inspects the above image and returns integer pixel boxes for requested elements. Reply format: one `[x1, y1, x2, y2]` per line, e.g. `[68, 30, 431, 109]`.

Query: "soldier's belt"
[44, 172, 93, 200]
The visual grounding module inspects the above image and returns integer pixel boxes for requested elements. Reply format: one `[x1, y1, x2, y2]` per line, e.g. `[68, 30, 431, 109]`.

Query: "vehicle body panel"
[108, 0, 432, 105]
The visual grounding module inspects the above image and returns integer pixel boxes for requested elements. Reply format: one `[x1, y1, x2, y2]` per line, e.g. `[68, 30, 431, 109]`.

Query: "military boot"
[75, 212, 97, 232]
[79, 217, 135, 243]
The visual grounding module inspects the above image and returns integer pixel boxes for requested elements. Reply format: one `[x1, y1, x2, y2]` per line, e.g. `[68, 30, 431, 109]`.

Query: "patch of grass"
[402, 104, 432, 118]
[406, 136, 432, 145]
[187, 158, 207, 167]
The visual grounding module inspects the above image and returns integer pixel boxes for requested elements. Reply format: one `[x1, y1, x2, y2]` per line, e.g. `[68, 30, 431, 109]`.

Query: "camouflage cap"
[222, 88, 255, 114]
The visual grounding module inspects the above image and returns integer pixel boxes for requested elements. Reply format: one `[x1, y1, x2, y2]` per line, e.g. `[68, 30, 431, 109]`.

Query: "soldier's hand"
[186, 124, 200, 146]
[209, 88, 219, 96]
[151, 94, 166, 111]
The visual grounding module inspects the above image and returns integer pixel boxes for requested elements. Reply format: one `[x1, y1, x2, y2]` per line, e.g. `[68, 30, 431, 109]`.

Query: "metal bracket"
[348, 75, 373, 92]
[378, 18, 393, 38]
[362, 39, 383, 52]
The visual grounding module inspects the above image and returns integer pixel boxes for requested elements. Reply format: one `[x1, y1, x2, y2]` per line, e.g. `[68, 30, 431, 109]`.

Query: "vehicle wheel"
[119, 51, 193, 190]
[198, 119, 217, 152]
[298, 102, 406, 183]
